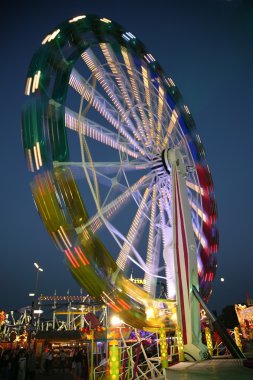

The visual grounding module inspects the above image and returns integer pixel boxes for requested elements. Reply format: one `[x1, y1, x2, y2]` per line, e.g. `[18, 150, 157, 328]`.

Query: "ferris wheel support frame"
[170, 149, 209, 360]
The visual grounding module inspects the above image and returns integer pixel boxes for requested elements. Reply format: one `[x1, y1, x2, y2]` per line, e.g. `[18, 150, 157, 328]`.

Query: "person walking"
[45, 349, 53, 375]
[26, 351, 36, 380]
[59, 349, 67, 373]
[73, 349, 82, 378]
[17, 351, 26, 380]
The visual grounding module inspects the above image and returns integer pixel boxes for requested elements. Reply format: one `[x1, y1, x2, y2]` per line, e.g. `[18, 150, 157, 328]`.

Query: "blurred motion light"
[146, 307, 155, 320]
[111, 315, 122, 326]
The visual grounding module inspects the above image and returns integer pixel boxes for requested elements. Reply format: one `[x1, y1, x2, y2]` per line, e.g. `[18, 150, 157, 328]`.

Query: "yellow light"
[234, 327, 242, 351]
[34, 70, 41, 90]
[69, 15, 86, 23]
[48, 29, 60, 42]
[146, 307, 155, 320]
[36, 142, 42, 167]
[33, 145, 39, 170]
[100, 17, 111, 23]
[205, 327, 213, 356]
[25, 77, 32, 96]
[42, 29, 60, 44]
[41, 34, 50, 45]
[176, 328, 185, 362]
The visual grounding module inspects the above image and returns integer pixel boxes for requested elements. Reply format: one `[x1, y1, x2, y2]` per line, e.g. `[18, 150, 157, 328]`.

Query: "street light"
[33, 262, 43, 296]
[27, 262, 43, 347]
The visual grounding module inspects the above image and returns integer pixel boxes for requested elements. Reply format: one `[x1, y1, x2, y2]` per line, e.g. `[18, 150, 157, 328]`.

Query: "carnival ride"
[22, 14, 218, 360]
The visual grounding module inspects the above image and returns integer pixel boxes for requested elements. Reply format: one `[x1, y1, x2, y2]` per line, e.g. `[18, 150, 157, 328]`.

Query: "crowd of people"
[0, 348, 36, 380]
[0, 347, 89, 379]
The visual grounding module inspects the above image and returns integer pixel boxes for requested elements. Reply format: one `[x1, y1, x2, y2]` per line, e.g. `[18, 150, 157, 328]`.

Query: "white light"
[100, 18, 111, 23]
[29, 293, 35, 297]
[122, 33, 130, 41]
[34, 309, 43, 314]
[220, 277, 225, 282]
[111, 315, 122, 326]
[126, 32, 135, 39]
[69, 15, 86, 23]
[34, 262, 43, 271]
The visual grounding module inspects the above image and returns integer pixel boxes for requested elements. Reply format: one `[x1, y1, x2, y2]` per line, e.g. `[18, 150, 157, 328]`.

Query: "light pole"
[32, 262, 43, 332]
[28, 262, 43, 349]
[34, 262, 43, 296]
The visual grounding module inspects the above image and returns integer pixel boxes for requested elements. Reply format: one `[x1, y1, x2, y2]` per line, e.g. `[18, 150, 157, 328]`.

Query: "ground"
[165, 358, 253, 380]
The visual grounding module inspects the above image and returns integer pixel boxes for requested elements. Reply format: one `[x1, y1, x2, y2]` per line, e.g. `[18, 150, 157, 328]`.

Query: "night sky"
[1, 0, 253, 314]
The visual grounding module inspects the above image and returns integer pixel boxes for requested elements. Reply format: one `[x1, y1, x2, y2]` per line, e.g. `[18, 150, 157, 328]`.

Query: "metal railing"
[93, 332, 180, 379]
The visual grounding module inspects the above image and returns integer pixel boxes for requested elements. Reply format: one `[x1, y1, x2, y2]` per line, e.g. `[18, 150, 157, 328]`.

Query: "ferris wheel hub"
[161, 149, 171, 175]
[150, 148, 187, 179]
[150, 149, 171, 179]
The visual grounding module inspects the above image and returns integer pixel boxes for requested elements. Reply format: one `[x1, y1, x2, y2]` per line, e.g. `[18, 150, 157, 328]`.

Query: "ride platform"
[165, 358, 253, 380]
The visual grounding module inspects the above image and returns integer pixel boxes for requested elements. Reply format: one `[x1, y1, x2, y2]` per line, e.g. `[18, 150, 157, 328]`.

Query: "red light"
[108, 301, 121, 313]
[74, 246, 90, 265]
[65, 248, 80, 268]
[117, 298, 131, 310]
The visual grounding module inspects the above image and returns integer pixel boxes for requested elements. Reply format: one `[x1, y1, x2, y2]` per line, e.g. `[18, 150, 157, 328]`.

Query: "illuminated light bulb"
[111, 315, 122, 326]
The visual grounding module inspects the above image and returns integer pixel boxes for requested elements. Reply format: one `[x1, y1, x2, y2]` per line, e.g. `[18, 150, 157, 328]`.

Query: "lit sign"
[130, 277, 146, 285]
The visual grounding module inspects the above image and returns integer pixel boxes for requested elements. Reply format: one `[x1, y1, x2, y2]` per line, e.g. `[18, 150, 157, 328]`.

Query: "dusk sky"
[1, 0, 253, 315]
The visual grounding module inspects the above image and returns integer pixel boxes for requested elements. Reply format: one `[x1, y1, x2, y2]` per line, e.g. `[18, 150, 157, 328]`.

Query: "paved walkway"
[1, 359, 252, 380]
[36, 373, 76, 380]
[165, 359, 253, 380]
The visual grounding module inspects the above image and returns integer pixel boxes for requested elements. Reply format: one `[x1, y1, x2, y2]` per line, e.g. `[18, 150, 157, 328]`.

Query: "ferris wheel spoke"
[100, 43, 148, 146]
[70, 68, 119, 127]
[116, 187, 151, 271]
[162, 109, 179, 150]
[143, 184, 157, 296]
[81, 49, 147, 155]
[186, 180, 204, 196]
[55, 160, 151, 178]
[69, 69, 145, 157]
[158, 198, 166, 246]
[78, 174, 152, 236]
[159, 186, 172, 224]
[141, 65, 156, 146]
[158, 198, 176, 299]
[65, 107, 140, 159]
[54, 161, 117, 189]
[189, 199, 208, 224]
[126, 199, 163, 277]
[53, 161, 136, 184]
[156, 83, 165, 148]
[159, 198, 170, 285]
[192, 221, 208, 250]
[121, 47, 152, 145]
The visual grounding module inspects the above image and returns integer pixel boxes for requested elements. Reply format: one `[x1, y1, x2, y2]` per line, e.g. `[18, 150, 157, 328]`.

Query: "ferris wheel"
[22, 15, 218, 330]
